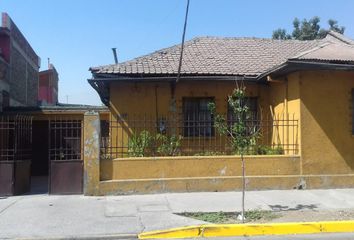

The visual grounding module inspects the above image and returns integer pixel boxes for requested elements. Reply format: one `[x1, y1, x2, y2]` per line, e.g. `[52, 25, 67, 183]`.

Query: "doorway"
[31, 120, 49, 194]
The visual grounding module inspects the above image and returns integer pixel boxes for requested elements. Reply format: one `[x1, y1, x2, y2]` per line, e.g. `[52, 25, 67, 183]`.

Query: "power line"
[176, 0, 190, 83]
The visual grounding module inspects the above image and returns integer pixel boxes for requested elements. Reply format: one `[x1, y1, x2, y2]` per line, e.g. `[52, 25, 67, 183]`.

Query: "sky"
[1, 0, 354, 105]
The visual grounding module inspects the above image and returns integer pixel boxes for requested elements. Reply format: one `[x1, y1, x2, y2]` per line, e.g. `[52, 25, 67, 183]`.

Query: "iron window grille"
[183, 97, 214, 137]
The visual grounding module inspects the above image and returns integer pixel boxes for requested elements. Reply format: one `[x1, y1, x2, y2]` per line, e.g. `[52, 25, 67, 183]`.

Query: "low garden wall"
[83, 113, 354, 196]
[98, 155, 302, 195]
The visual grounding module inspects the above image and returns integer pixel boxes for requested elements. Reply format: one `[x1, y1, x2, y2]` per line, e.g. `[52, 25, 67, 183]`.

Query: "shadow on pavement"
[268, 204, 318, 211]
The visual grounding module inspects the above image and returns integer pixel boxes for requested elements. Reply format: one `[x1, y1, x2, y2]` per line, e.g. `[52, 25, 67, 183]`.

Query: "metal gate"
[0, 115, 32, 196]
[49, 118, 83, 194]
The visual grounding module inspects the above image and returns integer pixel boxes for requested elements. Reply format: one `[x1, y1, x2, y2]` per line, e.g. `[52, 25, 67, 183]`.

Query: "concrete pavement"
[1, 189, 354, 239]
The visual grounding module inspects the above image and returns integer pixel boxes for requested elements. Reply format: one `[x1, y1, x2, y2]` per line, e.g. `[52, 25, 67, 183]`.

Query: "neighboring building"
[38, 63, 58, 106]
[0, 48, 9, 110]
[87, 31, 354, 194]
[0, 12, 40, 111]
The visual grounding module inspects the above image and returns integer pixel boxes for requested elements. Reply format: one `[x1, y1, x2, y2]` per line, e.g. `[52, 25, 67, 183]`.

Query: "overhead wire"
[176, 0, 190, 83]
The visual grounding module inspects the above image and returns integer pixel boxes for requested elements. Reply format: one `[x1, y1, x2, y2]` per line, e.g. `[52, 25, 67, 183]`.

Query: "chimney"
[112, 48, 118, 64]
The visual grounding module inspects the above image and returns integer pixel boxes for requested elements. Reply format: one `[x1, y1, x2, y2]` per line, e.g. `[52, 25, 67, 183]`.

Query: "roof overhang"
[3, 105, 109, 115]
[88, 74, 264, 106]
[259, 60, 354, 80]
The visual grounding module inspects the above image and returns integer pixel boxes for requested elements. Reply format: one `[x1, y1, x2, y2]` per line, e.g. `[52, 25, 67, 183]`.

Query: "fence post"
[83, 111, 100, 195]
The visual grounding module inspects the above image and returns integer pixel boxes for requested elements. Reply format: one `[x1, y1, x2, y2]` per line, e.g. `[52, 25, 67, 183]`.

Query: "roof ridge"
[289, 42, 333, 59]
[326, 30, 354, 45]
[191, 36, 324, 42]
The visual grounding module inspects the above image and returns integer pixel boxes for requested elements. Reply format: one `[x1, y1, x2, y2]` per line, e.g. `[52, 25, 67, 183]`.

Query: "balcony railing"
[100, 113, 299, 159]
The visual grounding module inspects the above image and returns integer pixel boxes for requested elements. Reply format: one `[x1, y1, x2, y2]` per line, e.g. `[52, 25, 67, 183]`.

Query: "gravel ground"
[179, 209, 354, 224]
[269, 209, 354, 223]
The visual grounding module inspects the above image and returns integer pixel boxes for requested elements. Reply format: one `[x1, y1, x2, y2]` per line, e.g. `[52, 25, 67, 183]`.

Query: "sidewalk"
[1, 189, 354, 239]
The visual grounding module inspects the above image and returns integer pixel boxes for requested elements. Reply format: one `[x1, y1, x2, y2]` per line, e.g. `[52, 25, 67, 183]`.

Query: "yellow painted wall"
[35, 71, 351, 194]
[299, 71, 354, 174]
[268, 74, 301, 155]
[100, 155, 300, 180]
[108, 81, 275, 156]
[96, 70, 354, 193]
[268, 70, 354, 175]
[109, 81, 267, 116]
[98, 155, 302, 194]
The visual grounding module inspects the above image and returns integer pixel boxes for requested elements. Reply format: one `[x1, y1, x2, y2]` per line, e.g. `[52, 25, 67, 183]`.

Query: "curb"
[17, 233, 137, 240]
[138, 221, 354, 239]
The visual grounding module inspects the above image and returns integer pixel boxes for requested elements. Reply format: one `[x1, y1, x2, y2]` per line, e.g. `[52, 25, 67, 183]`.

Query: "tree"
[208, 84, 260, 223]
[328, 19, 345, 34]
[272, 17, 345, 40]
[272, 29, 291, 40]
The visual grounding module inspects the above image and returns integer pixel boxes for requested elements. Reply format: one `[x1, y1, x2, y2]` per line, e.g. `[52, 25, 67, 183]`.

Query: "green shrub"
[194, 151, 226, 156]
[156, 134, 183, 156]
[250, 144, 284, 155]
[128, 130, 154, 157]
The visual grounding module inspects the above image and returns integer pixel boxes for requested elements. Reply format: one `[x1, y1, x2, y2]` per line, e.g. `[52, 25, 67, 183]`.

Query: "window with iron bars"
[183, 97, 214, 137]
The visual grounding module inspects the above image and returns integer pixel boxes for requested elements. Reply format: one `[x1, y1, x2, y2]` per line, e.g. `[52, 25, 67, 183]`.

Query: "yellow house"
[87, 31, 354, 195]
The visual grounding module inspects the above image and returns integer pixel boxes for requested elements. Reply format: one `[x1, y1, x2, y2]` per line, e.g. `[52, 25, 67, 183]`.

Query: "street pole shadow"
[268, 204, 318, 212]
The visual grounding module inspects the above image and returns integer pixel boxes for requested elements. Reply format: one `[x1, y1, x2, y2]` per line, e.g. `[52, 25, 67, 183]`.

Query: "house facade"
[86, 31, 354, 194]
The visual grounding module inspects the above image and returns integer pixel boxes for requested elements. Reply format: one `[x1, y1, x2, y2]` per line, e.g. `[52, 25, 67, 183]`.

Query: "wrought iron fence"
[0, 115, 32, 162]
[100, 113, 299, 159]
[49, 118, 83, 161]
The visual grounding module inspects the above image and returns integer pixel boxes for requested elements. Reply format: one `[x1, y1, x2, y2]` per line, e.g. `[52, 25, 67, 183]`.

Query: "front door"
[48, 118, 83, 194]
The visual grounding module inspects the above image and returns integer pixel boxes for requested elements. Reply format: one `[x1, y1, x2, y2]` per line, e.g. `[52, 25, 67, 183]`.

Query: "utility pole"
[176, 0, 190, 83]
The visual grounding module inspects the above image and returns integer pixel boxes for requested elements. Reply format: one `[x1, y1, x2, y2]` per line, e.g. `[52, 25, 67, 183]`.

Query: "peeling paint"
[83, 112, 100, 196]
[219, 166, 227, 176]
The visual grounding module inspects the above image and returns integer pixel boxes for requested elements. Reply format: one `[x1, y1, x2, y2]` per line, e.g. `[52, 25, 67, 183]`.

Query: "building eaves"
[290, 42, 354, 63]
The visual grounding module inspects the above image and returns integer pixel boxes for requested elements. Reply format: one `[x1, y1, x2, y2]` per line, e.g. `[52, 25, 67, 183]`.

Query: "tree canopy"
[272, 17, 345, 40]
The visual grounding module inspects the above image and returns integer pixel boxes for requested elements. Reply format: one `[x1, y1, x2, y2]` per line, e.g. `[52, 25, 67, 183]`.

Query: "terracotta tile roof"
[292, 42, 354, 63]
[90, 37, 322, 77]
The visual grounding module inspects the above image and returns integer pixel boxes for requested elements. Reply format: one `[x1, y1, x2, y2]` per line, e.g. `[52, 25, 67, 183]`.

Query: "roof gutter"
[258, 60, 354, 81]
[287, 60, 354, 68]
[88, 74, 265, 107]
[89, 75, 260, 82]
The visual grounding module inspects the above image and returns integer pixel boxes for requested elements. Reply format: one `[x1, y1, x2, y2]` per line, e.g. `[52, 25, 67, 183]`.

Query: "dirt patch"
[271, 209, 354, 223]
[177, 209, 354, 224]
[178, 210, 278, 224]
